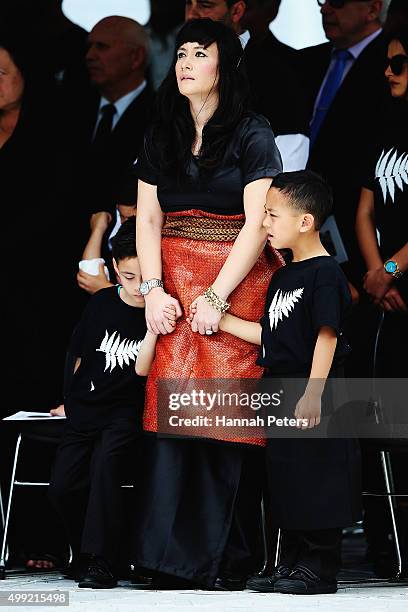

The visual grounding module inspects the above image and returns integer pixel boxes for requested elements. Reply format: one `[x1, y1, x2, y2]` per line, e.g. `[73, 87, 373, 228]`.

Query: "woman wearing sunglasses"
[356, 29, 408, 373]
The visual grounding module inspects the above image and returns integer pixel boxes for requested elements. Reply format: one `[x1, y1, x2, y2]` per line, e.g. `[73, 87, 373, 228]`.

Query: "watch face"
[139, 281, 148, 295]
[385, 261, 397, 274]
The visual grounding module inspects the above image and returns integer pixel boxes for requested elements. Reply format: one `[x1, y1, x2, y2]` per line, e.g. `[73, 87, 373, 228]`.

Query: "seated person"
[48, 219, 153, 589]
[77, 176, 137, 295]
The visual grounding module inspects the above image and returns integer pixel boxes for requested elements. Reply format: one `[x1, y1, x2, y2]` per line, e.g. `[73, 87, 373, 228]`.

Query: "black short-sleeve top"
[135, 112, 283, 215]
[257, 256, 352, 375]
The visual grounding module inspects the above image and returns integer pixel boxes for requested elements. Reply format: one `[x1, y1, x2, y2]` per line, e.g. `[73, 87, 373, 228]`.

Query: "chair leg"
[380, 450, 402, 580]
[0, 434, 22, 580]
[0, 482, 5, 531]
[260, 496, 268, 574]
[274, 528, 282, 568]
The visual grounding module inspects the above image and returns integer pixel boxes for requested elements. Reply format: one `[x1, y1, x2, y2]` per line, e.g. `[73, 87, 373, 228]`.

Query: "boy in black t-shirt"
[48, 219, 174, 588]
[197, 171, 361, 594]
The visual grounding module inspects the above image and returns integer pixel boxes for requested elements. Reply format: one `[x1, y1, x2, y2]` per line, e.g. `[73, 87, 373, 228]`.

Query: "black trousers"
[48, 418, 140, 569]
[133, 437, 263, 586]
[279, 528, 342, 583]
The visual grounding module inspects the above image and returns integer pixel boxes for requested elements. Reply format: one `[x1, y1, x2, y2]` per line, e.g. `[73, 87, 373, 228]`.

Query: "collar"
[98, 80, 147, 118]
[239, 30, 251, 49]
[337, 28, 382, 61]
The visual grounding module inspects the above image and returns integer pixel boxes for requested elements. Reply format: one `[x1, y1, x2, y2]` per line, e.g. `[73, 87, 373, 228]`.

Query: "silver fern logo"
[96, 330, 142, 373]
[375, 148, 408, 203]
[269, 288, 304, 330]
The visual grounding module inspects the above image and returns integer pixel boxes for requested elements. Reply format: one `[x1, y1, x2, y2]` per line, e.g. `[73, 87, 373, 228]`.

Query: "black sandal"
[25, 553, 60, 572]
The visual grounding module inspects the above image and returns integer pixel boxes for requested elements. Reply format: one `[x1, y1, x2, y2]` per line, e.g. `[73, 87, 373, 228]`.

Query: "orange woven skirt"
[144, 209, 284, 446]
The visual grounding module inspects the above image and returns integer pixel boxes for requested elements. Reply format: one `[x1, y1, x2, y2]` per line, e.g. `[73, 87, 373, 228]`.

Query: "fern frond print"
[269, 288, 304, 331]
[375, 148, 408, 203]
[96, 330, 142, 373]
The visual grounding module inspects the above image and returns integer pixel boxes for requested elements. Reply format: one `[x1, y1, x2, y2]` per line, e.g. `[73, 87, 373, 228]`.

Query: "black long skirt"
[264, 368, 362, 531]
[133, 436, 263, 586]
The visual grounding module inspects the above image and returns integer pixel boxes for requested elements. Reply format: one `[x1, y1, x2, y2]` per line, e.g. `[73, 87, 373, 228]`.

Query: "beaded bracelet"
[204, 286, 231, 314]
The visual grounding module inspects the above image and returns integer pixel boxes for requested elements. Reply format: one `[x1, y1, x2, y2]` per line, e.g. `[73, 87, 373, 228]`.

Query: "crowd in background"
[1, 0, 408, 579]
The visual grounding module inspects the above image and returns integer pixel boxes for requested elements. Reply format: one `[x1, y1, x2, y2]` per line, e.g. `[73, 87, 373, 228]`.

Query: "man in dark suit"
[78, 16, 154, 220]
[185, 0, 309, 170]
[67, 16, 153, 319]
[298, 0, 388, 288]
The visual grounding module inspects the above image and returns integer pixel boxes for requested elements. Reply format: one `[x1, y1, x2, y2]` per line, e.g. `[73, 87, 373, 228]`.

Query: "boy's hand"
[187, 300, 198, 326]
[294, 392, 321, 429]
[77, 264, 112, 294]
[50, 404, 65, 417]
[90, 211, 112, 233]
[163, 304, 177, 328]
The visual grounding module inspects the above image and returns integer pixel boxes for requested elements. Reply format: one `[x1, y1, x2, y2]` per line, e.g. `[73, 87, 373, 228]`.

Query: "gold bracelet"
[204, 286, 231, 314]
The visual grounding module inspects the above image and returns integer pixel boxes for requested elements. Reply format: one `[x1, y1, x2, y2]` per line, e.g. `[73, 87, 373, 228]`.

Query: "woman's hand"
[144, 288, 182, 335]
[380, 286, 408, 313]
[363, 268, 393, 303]
[189, 295, 222, 335]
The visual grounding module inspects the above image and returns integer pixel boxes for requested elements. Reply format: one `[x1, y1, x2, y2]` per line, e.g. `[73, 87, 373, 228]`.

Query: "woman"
[134, 19, 283, 588]
[0, 34, 73, 572]
[355, 29, 408, 375]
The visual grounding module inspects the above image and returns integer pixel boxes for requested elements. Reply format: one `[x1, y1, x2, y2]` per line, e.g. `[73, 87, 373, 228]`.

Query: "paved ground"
[0, 572, 407, 612]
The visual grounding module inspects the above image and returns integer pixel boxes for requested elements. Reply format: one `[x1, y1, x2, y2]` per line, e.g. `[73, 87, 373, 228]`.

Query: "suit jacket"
[297, 33, 388, 283]
[244, 33, 309, 137]
[75, 85, 155, 218]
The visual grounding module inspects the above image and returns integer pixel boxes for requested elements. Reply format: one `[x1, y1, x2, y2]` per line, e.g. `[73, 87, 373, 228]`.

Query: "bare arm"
[81, 212, 112, 260]
[136, 180, 182, 334]
[294, 326, 337, 429]
[135, 330, 158, 376]
[219, 313, 262, 345]
[356, 187, 408, 309]
[77, 212, 113, 294]
[191, 178, 273, 334]
[50, 358, 81, 417]
[355, 187, 383, 270]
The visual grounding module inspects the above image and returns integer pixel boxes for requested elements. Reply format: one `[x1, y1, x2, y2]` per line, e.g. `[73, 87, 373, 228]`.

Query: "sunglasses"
[317, 0, 370, 8]
[385, 55, 408, 76]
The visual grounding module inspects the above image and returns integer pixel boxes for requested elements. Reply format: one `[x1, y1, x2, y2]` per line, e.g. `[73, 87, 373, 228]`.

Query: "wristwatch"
[384, 259, 404, 279]
[139, 278, 164, 295]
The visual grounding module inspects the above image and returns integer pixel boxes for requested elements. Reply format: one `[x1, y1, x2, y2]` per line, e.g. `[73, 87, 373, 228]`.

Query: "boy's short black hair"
[271, 170, 333, 230]
[111, 218, 137, 262]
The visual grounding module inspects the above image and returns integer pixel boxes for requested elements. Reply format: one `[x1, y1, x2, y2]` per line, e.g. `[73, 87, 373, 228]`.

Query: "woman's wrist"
[144, 286, 165, 300]
[203, 286, 230, 314]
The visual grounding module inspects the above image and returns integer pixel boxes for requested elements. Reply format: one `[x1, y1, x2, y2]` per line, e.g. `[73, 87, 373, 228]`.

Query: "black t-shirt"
[135, 112, 282, 214]
[363, 100, 408, 261]
[363, 99, 408, 300]
[66, 286, 147, 428]
[257, 256, 352, 375]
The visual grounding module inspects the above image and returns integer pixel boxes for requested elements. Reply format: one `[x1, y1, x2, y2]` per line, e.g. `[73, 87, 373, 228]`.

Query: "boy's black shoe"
[274, 565, 337, 595]
[78, 556, 117, 589]
[62, 555, 90, 582]
[246, 565, 292, 592]
[212, 575, 247, 591]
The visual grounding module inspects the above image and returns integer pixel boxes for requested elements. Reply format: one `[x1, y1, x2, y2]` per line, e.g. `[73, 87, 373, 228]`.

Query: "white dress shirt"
[93, 80, 147, 137]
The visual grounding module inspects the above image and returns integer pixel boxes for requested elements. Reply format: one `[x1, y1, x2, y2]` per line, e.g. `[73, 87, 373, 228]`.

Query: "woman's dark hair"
[387, 28, 408, 56]
[151, 18, 250, 179]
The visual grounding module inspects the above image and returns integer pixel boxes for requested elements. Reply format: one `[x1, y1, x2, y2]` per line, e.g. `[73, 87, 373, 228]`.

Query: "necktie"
[92, 103, 116, 150]
[310, 49, 352, 146]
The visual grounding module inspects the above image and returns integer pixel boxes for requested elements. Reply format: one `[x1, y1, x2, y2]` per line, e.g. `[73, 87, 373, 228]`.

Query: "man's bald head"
[86, 16, 149, 101]
[92, 16, 150, 53]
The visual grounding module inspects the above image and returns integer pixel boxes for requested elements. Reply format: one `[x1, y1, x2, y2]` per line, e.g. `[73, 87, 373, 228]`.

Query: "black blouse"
[136, 113, 282, 215]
